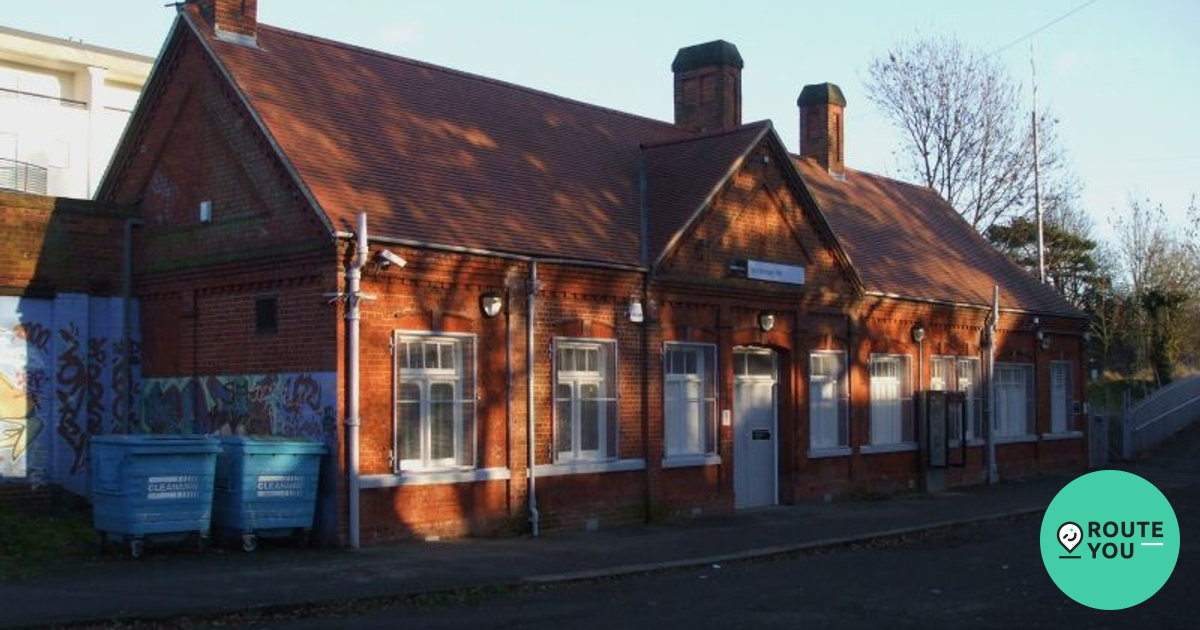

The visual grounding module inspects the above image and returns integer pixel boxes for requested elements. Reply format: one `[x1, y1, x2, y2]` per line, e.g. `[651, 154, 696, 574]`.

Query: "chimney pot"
[672, 40, 743, 133]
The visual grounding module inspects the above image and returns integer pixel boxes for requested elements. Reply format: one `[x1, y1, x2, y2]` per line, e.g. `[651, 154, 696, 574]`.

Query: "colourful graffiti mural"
[140, 373, 337, 446]
[0, 311, 51, 479]
[0, 295, 141, 492]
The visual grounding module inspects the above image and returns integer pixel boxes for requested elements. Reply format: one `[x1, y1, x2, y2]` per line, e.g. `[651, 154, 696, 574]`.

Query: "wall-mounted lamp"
[911, 325, 926, 344]
[758, 312, 776, 332]
[480, 293, 503, 318]
[1036, 329, 1050, 351]
[628, 297, 645, 323]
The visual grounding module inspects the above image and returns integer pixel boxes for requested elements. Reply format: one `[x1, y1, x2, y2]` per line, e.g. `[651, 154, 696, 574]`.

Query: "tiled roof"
[644, 122, 771, 264]
[181, 9, 1080, 317]
[794, 157, 1082, 316]
[194, 13, 691, 267]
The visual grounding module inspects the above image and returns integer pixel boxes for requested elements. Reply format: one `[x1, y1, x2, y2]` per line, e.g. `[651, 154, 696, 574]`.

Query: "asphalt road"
[195, 478, 1193, 630]
[54, 429, 1198, 630]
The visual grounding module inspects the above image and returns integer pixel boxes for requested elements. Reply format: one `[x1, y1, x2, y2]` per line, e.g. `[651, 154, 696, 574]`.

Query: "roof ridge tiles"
[641, 120, 772, 149]
[253, 23, 690, 134]
[791, 154, 937, 195]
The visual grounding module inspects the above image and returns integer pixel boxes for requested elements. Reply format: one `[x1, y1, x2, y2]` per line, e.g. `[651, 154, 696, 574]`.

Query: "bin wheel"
[241, 533, 258, 553]
[130, 539, 145, 559]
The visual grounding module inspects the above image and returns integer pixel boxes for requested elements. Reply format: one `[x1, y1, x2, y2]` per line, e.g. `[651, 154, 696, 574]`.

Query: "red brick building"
[101, 0, 1088, 544]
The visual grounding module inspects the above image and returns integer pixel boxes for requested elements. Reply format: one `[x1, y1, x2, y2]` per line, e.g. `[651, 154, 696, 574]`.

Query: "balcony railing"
[0, 158, 48, 195]
[0, 86, 87, 109]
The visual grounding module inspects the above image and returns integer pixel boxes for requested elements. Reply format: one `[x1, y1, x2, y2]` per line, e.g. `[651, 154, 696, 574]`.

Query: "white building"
[0, 26, 152, 198]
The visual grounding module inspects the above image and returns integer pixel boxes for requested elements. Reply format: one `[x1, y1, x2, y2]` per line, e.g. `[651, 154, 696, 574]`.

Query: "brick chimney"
[192, 0, 258, 46]
[797, 83, 846, 176]
[671, 40, 743, 133]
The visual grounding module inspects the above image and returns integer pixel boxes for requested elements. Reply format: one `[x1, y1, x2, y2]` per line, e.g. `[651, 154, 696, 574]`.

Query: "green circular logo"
[1041, 470, 1180, 610]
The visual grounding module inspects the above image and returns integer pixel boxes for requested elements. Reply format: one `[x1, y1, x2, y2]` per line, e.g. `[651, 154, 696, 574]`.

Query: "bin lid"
[215, 435, 327, 455]
[90, 434, 221, 454]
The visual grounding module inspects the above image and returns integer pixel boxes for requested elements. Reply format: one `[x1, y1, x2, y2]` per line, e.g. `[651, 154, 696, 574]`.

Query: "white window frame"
[995, 362, 1035, 438]
[809, 350, 849, 454]
[393, 332, 477, 472]
[554, 338, 618, 462]
[957, 357, 982, 441]
[868, 354, 914, 447]
[930, 355, 982, 443]
[1049, 361, 1073, 434]
[663, 342, 718, 461]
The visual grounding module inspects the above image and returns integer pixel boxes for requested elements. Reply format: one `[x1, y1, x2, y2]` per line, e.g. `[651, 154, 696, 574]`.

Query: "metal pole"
[1031, 40, 1047, 284]
[527, 261, 540, 537]
[121, 218, 143, 433]
[986, 285, 999, 484]
[346, 212, 367, 549]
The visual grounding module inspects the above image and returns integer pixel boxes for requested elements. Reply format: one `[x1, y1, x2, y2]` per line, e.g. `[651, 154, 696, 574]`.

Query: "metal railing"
[0, 158, 48, 194]
[1122, 374, 1200, 458]
[0, 86, 87, 109]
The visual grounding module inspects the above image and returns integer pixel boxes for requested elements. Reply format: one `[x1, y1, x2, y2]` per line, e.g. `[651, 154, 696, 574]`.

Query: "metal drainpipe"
[121, 217, 143, 434]
[505, 285, 513, 511]
[527, 260, 540, 537]
[917, 336, 924, 444]
[346, 212, 367, 549]
[986, 285, 999, 485]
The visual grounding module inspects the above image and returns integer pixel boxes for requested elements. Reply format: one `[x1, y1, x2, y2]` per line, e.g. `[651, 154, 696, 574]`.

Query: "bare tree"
[865, 34, 1073, 232]
[1109, 196, 1200, 378]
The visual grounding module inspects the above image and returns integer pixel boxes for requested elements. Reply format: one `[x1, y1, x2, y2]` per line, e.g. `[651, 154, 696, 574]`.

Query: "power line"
[991, 0, 1101, 56]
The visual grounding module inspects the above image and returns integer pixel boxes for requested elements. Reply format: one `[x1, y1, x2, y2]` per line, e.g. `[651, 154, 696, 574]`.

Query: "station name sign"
[732, 259, 806, 286]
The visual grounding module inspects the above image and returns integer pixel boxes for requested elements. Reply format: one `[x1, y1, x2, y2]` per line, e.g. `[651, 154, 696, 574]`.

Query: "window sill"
[808, 446, 852, 459]
[662, 454, 722, 469]
[360, 467, 511, 488]
[996, 434, 1038, 444]
[859, 442, 920, 455]
[532, 459, 646, 478]
[949, 439, 985, 448]
[1041, 431, 1083, 441]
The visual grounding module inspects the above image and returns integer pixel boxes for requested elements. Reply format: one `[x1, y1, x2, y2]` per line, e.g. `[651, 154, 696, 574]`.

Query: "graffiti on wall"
[0, 295, 141, 490]
[55, 323, 87, 475]
[0, 319, 51, 478]
[140, 372, 337, 445]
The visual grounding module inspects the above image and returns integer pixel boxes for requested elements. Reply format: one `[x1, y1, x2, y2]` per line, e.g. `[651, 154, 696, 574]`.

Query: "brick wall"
[800, 101, 844, 174]
[91, 20, 1090, 544]
[194, 0, 258, 40]
[0, 483, 50, 513]
[328, 135, 1088, 540]
[101, 25, 338, 381]
[673, 65, 741, 133]
[103, 31, 329, 275]
[95, 26, 342, 542]
[0, 191, 135, 296]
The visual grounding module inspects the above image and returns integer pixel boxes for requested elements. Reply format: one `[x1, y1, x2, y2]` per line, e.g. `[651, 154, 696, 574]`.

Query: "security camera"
[376, 249, 407, 269]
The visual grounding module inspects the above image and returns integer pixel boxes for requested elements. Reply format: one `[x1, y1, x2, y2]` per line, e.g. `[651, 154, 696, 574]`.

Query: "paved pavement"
[3, 431, 1193, 630]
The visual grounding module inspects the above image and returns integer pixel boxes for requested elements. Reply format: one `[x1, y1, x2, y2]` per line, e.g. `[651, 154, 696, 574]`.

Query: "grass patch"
[0, 505, 94, 581]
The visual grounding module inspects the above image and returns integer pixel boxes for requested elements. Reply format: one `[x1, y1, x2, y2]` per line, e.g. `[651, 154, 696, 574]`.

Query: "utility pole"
[1031, 39, 1047, 284]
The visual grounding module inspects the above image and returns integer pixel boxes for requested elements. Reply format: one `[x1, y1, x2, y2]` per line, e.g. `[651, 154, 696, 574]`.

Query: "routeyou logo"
[1041, 470, 1180, 610]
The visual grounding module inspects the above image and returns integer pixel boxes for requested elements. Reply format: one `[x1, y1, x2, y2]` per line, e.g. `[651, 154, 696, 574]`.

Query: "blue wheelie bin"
[212, 436, 326, 551]
[90, 435, 220, 557]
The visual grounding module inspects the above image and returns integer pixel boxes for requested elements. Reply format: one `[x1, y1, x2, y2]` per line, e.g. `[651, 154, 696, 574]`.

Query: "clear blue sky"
[8, 1, 1198, 242]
